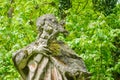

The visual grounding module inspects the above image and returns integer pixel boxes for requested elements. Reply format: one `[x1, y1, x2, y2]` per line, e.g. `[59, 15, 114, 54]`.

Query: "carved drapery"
[12, 14, 91, 80]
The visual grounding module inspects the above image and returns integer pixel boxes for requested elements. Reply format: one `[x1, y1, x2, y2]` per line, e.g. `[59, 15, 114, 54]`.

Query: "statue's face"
[36, 14, 67, 35]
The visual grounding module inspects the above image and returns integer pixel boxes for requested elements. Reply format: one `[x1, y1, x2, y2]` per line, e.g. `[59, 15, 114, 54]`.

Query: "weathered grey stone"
[12, 14, 91, 80]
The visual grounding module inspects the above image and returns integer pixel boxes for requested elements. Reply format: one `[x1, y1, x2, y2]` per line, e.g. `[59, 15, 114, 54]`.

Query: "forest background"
[0, 0, 120, 80]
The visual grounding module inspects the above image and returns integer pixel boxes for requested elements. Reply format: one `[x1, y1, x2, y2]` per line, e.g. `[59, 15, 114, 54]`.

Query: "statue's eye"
[49, 18, 54, 22]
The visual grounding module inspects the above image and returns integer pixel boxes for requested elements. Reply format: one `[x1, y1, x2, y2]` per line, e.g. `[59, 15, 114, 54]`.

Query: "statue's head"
[36, 14, 68, 37]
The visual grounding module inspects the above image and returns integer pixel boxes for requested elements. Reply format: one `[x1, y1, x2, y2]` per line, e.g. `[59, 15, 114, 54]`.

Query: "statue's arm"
[12, 49, 28, 79]
[12, 42, 51, 72]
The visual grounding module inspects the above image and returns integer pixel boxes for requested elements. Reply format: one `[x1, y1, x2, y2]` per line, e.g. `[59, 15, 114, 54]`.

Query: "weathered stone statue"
[12, 14, 91, 80]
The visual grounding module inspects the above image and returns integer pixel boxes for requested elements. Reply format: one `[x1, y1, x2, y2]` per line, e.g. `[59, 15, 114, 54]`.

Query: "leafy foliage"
[92, 0, 118, 15]
[0, 0, 120, 80]
[58, 0, 71, 18]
